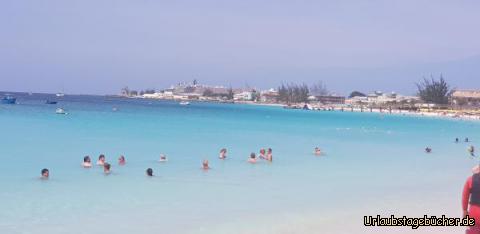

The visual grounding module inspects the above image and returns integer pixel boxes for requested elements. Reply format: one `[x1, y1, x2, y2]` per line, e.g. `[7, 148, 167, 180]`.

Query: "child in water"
[314, 147, 322, 156]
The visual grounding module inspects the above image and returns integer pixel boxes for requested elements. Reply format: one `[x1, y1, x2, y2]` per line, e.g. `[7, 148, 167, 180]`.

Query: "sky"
[1, 0, 479, 95]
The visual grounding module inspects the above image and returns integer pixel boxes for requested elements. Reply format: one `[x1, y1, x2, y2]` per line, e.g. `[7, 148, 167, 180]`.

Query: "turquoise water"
[0, 93, 479, 234]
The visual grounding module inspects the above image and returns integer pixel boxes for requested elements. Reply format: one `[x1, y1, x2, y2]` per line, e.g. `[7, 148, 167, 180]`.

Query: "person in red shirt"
[462, 166, 480, 234]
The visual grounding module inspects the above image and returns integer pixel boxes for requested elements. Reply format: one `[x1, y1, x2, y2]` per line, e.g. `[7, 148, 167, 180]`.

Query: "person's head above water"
[41, 168, 49, 179]
[103, 163, 111, 173]
[202, 160, 210, 169]
[118, 155, 125, 165]
[268, 148, 272, 154]
[84, 156, 91, 163]
[219, 148, 227, 159]
[250, 153, 256, 159]
[260, 149, 266, 155]
[146, 168, 153, 177]
[99, 154, 105, 161]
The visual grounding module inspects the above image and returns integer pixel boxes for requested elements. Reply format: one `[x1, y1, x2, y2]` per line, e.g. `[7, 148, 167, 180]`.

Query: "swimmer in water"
[456, 138, 460, 143]
[41, 168, 49, 179]
[259, 149, 267, 160]
[118, 155, 126, 166]
[425, 147, 432, 153]
[248, 153, 257, 163]
[159, 154, 168, 162]
[146, 168, 153, 177]
[266, 148, 273, 162]
[314, 147, 322, 156]
[469, 146, 476, 157]
[82, 156, 92, 168]
[466, 138, 470, 143]
[202, 160, 210, 170]
[219, 148, 227, 159]
[97, 154, 106, 166]
[103, 163, 111, 174]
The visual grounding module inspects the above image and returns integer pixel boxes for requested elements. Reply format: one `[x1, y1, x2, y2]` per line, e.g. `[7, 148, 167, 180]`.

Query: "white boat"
[56, 108, 67, 114]
[179, 101, 190, 106]
[56, 93, 65, 97]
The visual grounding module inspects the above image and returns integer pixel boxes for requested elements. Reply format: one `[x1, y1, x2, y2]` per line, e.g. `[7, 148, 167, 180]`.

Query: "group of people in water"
[41, 147, 322, 179]
[39, 146, 327, 179]
[424, 137, 475, 156]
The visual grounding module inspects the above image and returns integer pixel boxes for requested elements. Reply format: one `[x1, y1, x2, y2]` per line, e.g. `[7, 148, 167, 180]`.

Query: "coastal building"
[260, 89, 279, 103]
[234, 91, 253, 101]
[451, 90, 480, 106]
[316, 95, 346, 104]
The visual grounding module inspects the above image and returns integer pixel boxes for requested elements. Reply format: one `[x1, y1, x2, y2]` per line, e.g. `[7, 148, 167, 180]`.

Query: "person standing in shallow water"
[248, 153, 257, 163]
[103, 163, 111, 174]
[146, 168, 153, 177]
[118, 155, 126, 166]
[462, 169, 480, 234]
[82, 156, 92, 168]
[266, 148, 273, 162]
[219, 148, 227, 159]
[259, 149, 266, 160]
[202, 160, 210, 170]
[97, 154, 106, 166]
[40, 168, 49, 179]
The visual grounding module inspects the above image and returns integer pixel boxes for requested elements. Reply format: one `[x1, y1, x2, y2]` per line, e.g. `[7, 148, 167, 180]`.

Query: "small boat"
[56, 108, 67, 114]
[56, 93, 65, 97]
[1, 96, 16, 104]
[179, 101, 190, 106]
[45, 100, 58, 104]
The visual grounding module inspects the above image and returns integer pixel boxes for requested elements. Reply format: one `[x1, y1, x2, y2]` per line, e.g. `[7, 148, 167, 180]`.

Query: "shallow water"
[0, 93, 478, 234]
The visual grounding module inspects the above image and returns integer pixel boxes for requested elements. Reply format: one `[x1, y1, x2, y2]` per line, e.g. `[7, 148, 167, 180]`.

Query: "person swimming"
[266, 148, 273, 162]
[159, 154, 168, 162]
[248, 153, 257, 163]
[219, 148, 227, 159]
[259, 149, 266, 160]
[202, 160, 210, 170]
[456, 138, 460, 143]
[97, 154, 106, 166]
[314, 147, 322, 156]
[103, 163, 111, 174]
[146, 168, 153, 177]
[469, 146, 476, 157]
[41, 168, 49, 179]
[466, 138, 470, 143]
[82, 156, 92, 168]
[425, 147, 432, 153]
[118, 155, 126, 166]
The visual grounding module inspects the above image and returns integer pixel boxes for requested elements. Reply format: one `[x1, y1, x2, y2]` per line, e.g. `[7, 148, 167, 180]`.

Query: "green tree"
[203, 88, 214, 97]
[227, 87, 234, 100]
[416, 75, 451, 104]
[349, 91, 366, 98]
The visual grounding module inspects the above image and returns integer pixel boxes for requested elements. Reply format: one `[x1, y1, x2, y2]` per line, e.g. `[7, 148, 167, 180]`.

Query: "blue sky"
[1, 0, 479, 95]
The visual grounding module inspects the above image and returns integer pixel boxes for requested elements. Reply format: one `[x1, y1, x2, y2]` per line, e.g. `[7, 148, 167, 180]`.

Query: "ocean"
[0, 93, 478, 234]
